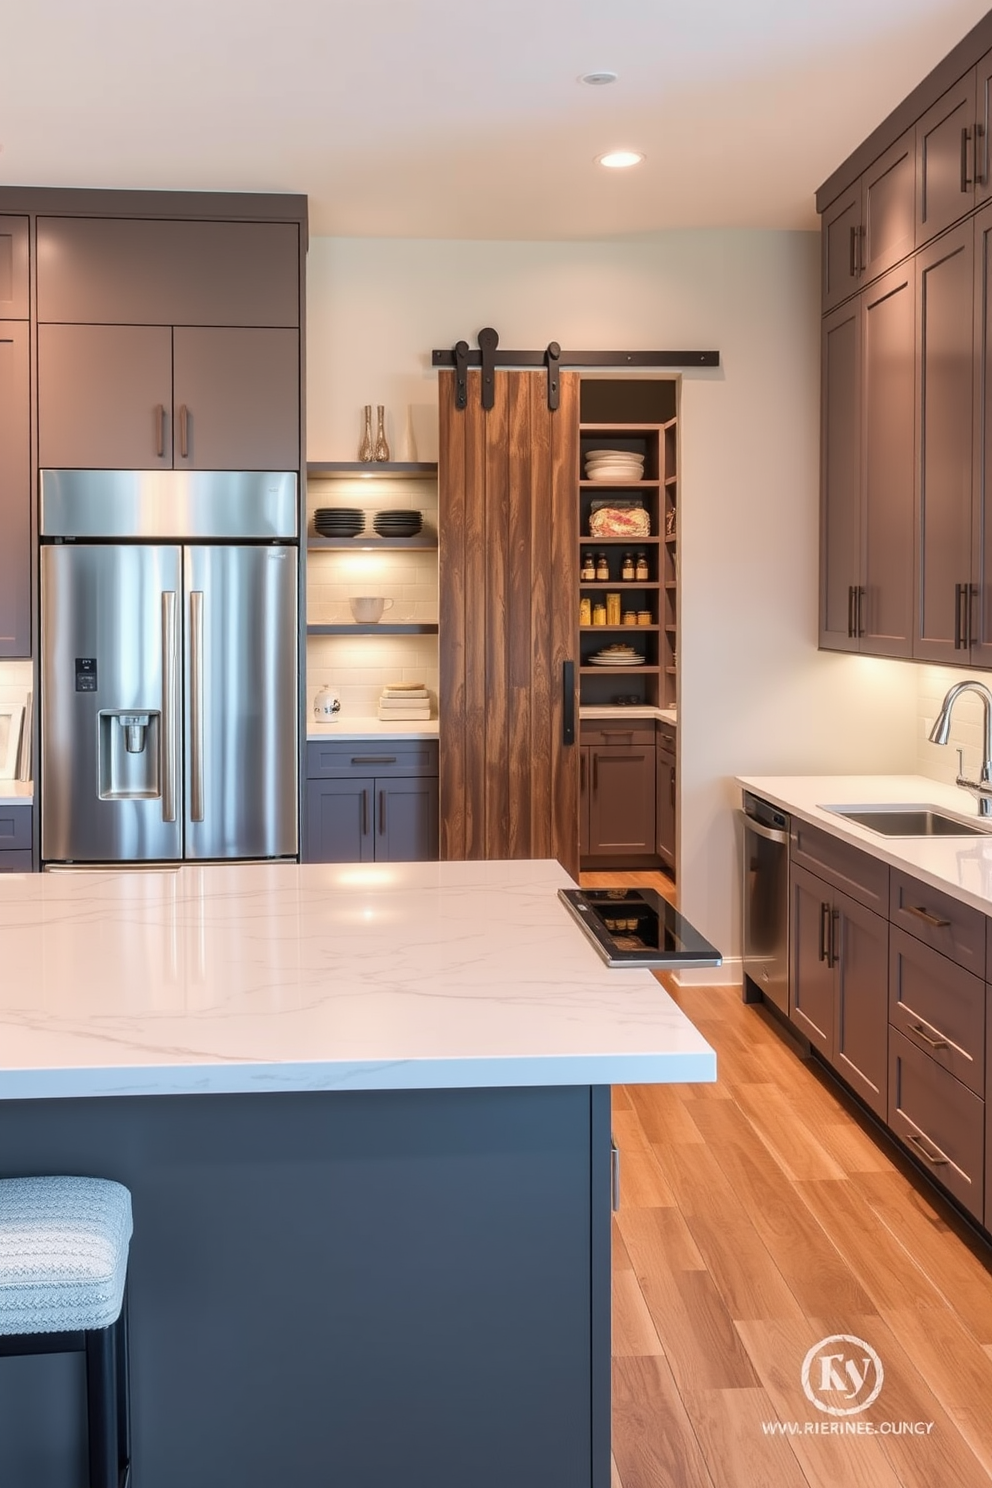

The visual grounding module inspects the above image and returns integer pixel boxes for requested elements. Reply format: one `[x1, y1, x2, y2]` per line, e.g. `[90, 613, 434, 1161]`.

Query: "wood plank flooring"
[580, 870, 992, 1488]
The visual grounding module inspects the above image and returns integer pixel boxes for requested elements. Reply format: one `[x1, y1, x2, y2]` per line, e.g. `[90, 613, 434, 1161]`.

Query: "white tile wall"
[305, 474, 439, 719]
[916, 664, 991, 785]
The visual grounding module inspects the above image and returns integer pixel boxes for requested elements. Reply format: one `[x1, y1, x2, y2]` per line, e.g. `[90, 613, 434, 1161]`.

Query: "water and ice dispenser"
[98, 711, 161, 800]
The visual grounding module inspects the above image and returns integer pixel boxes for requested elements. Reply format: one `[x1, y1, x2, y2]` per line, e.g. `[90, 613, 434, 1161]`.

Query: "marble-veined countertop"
[0, 858, 715, 1100]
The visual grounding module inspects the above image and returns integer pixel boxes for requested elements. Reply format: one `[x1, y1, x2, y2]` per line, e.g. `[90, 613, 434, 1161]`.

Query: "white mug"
[313, 686, 341, 719]
[350, 596, 394, 623]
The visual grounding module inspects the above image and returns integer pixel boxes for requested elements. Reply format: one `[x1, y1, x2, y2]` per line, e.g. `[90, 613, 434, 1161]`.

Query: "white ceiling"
[2, 0, 990, 238]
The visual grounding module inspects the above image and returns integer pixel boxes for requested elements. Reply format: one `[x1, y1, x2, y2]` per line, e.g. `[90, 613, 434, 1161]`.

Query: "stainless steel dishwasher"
[740, 791, 790, 1013]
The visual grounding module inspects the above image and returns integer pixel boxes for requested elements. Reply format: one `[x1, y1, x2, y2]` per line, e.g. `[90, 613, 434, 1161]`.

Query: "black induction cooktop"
[558, 887, 722, 969]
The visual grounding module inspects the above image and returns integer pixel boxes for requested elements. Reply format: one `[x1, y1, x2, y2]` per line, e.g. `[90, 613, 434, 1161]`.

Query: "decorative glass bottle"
[358, 405, 374, 462]
[373, 405, 390, 462]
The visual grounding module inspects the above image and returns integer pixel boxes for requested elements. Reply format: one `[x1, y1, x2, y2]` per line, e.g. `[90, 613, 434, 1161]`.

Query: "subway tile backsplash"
[916, 664, 990, 785]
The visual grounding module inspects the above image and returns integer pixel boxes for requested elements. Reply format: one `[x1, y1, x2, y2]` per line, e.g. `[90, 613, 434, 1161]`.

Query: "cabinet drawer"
[889, 1028, 984, 1220]
[790, 821, 888, 913]
[890, 870, 986, 975]
[889, 928, 985, 1095]
[580, 724, 655, 747]
[656, 724, 676, 752]
[0, 850, 32, 873]
[306, 740, 438, 780]
[0, 806, 31, 851]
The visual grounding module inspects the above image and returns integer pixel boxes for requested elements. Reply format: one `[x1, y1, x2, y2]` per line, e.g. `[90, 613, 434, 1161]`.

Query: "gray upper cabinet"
[917, 73, 979, 247]
[0, 216, 29, 319]
[36, 218, 299, 327]
[38, 323, 173, 469]
[973, 202, 992, 665]
[819, 299, 861, 650]
[914, 221, 975, 662]
[0, 324, 31, 656]
[821, 132, 914, 313]
[172, 327, 299, 470]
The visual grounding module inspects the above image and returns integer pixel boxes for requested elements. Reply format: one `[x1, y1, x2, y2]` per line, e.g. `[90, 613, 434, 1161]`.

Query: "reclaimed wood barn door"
[438, 369, 579, 875]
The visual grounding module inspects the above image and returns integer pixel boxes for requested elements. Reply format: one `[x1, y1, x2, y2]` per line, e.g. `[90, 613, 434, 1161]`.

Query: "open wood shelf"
[306, 623, 438, 636]
[579, 581, 661, 590]
[579, 535, 660, 546]
[665, 475, 678, 487]
[308, 534, 438, 551]
[579, 479, 660, 489]
[581, 625, 659, 634]
[307, 461, 438, 478]
[580, 666, 657, 675]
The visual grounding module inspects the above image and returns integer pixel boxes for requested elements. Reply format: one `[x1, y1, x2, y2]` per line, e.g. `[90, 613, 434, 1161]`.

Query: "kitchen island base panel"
[0, 1085, 611, 1488]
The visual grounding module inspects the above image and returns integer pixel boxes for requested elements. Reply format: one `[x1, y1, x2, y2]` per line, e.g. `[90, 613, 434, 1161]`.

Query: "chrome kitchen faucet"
[929, 680, 992, 816]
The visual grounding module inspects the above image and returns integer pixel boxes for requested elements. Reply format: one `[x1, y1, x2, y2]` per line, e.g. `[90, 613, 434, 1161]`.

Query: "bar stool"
[0, 1176, 133, 1488]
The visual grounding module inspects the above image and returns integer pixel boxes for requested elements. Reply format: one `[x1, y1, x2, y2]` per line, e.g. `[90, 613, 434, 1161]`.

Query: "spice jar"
[592, 602, 607, 626]
[635, 552, 649, 582]
[595, 553, 610, 581]
[621, 553, 635, 582]
[606, 592, 621, 626]
[622, 610, 637, 626]
[637, 609, 652, 626]
[580, 551, 596, 581]
[578, 597, 592, 626]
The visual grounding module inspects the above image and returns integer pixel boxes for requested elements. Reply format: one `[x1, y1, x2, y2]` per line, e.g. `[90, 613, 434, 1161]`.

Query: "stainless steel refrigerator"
[40, 470, 299, 864]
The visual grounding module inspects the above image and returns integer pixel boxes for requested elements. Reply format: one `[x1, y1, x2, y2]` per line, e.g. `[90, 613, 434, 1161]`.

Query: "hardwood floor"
[579, 870, 992, 1488]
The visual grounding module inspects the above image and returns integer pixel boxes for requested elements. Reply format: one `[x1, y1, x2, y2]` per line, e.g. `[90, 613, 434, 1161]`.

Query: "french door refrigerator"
[40, 470, 299, 864]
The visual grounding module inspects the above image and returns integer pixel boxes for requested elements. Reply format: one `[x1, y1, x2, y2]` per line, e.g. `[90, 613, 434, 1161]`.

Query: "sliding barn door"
[439, 369, 579, 876]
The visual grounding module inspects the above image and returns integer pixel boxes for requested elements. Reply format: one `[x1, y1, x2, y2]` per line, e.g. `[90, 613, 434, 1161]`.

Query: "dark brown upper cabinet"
[819, 264, 915, 657]
[0, 216, 29, 319]
[172, 328, 299, 470]
[972, 201, 992, 665]
[914, 222, 976, 662]
[917, 71, 982, 247]
[0, 324, 31, 656]
[38, 323, 299, 470]
[822, 132, 914, 313]
[38, 323, 173, 469]
[36, 218, 299, 327]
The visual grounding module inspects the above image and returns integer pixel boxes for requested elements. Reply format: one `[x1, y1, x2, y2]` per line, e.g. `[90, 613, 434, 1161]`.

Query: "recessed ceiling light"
[597, 150, 645, 169]
[580, 71, 618, 86]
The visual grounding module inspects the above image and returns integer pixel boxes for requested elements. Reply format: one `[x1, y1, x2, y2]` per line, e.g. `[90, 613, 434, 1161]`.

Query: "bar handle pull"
[362, 788, 369, 837]
[906, 1130, 949, 1167]
[562, 659, 575, 745]
[179, 404, 189, 460]
[905, 904, 951, 929]
[350, 755, 397, 765]
[610, 1137, 621, 1212]
[847, 585, 855, 639]
[962, 126, 973, 192]
[592, 752, 599, 794]
[855, 586, 864, 638]
[190, 590, 204, 822]
[819, 901, 831, 963]
[977, 121, 988, 187]
[849, 224, 858, 278]
[910, 1021, 949, 1051]
[161, 591, 178, 823]
[955, 583, 969, 650]
[379, 788, 386, 836]
[829, 907, 841, 969]
[155, 404, 166, 459]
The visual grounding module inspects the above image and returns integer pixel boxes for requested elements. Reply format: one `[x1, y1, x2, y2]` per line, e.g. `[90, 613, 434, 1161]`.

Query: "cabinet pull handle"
[610, 1138, 621, 1212]
[562, 659, 575, 745]
[155, 403, 166, 459]
[905, 1130, 949, 1167]
[905, 904, 951, 929]
[351, 755, 397, 765]
[602, 730, 635, 739]
[670, 764, 676, 809]
[977, 121, 988, 187]
[847, 585, 855, 639]
[849, 224, 858, 278]
[855, 586, 864, 638]
[161, 591, 178, 824]
[962, 126, 973, 191]
[910, 1021, 949, 1051]
[379, 788, 386, 836]
[829, 907, 840, 969]
[189, 590, 205, 823]
[362, 788, 369, 837]
[818, 901, 831, 963]
[955, 582, 971, 650]
[179, 404, 189, 460]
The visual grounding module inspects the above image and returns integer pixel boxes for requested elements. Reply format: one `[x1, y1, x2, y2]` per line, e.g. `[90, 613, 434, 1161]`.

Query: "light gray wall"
[307, 229, 920, 972]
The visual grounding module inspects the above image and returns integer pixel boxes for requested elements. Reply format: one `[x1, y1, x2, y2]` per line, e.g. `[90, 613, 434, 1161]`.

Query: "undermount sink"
[824, 804, 992, 838]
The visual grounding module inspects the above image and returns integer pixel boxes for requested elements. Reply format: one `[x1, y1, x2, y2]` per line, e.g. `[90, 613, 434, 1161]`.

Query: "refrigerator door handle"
[161, 590, 178, 823]
[190, 590, 205, 822]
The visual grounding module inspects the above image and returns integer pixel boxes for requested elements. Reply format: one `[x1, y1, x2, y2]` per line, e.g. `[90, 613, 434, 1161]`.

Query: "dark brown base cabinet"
[579, 725, 656, 866]
[656, 722, 676, 872]
[0, 805, 32, 872]
[782, 813, 992, 1228]
[304, 741, 439, 864]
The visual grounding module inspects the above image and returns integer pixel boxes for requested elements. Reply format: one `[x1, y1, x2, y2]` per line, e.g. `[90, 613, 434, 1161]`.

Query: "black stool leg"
[84, 1321, 119, 1488]
[116, 1292, 131, 1484]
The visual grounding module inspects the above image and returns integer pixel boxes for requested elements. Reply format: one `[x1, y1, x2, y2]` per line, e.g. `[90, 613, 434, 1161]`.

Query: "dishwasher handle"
[739, 810, 789, 846]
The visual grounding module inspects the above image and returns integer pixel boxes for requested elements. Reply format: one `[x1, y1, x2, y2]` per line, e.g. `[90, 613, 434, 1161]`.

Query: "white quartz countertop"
[0, 782, 33, 806]
[738, 773, 992, 916]
[308, 717, 439, 741]
[0, 858, 715, 1100]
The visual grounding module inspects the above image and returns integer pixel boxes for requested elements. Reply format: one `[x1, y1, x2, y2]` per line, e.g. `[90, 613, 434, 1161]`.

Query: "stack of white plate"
[585, 449, 646, 484]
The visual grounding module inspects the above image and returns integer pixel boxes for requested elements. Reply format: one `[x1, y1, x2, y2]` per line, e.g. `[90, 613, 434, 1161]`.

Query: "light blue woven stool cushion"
[0, 1177, 132, 1337]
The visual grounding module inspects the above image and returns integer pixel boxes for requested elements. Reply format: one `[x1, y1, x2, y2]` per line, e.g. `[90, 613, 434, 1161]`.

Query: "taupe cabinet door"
[917, 74, 978, 246]
[438, 370, 578, 875]
[820, 300, 861, 650]
[38, 323, 173, 468]
[172, 328, 299, 470]
[861, 132, 916, 284]
[914, 222, 975, 662]
[587, 746, 656, 857]
[37, 217, 299, 327]
[791, 865, 835, 1055]
[973, 203, 992, 665]
[822, 187, 861, 313]
[0, 216, 29, 319]
[833, 890, 888, 1120]
[0, 324, 31, 656]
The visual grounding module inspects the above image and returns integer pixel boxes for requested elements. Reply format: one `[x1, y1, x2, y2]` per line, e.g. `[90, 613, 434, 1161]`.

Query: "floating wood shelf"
[579, 479, 661, 489]
[307, 461, 438, 478]
[579, 535, 660, 546]
[579, 580, 661, 589]
[308, 534, 438, 551]
[306, 623, 439, 636]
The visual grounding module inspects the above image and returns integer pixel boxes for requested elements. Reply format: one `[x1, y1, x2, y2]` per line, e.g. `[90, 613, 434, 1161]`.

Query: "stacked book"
[378, 682, 432, 722]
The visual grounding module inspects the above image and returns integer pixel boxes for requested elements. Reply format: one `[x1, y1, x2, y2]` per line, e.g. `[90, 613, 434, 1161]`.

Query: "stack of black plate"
[314, 507, 365, 538]
[373, 509, 422, 539]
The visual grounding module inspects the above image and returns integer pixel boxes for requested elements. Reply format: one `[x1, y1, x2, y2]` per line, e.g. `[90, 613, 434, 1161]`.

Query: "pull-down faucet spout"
[929, 680, 992, 816]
